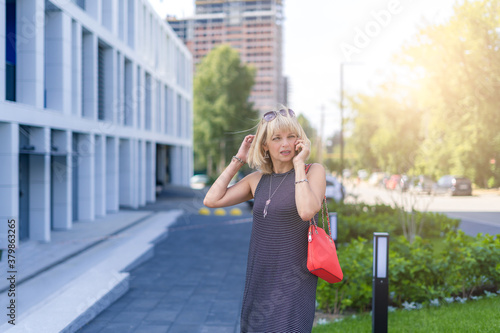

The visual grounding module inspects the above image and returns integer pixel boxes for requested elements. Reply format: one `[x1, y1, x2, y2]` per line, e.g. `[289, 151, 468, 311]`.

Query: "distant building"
[0, 0, 193, 246]
[168, 0, 286, 113]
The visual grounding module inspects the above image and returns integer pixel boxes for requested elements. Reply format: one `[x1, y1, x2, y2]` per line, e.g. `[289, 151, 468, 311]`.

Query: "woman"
[204, 107, 326, 332]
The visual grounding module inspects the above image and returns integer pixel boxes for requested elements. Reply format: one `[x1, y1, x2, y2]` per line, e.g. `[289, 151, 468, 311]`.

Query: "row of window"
[4, 2, 191, 138]
[193, 22, 274, 30]
[243, 58, 274, 64]
[193, 30, 273, 37]
[246, 44, 274, 50]
[70, 0, 136, 49]
[246, 37, 274, 42]
[247, 30, 273, 35]
[246, 52, 273, 57]
[254, 80, 276, 85]
[256, 72, 277, 78]
[194, 39, 275, 48]
[196, 8, 281, 17]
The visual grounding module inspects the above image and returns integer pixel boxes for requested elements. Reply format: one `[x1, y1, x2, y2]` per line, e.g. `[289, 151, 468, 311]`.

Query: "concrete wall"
[0, 0, 193, 247]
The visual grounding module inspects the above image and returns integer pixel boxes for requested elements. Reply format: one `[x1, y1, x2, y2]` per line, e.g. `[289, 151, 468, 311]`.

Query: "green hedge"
[315, 202, 500, 314]
[319, 201, 460, 242]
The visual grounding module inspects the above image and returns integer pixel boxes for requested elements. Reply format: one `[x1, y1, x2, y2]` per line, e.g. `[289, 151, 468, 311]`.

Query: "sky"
[150, 0, 458, 139]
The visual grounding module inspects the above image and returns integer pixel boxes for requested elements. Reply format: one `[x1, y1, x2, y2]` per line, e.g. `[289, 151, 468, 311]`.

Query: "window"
[6, 1, 16, 101]
[145, 73, 152, 130]
[73, 0, 85, 10]
[124, 59, 133, 126]
[98, 44, 105, 120]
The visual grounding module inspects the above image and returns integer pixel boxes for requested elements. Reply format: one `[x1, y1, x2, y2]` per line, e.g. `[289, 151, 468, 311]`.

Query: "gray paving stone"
[78, 321, 107, 333]
[111, 310, 149, 324]
[144, 309, 179, 322]
[205, 311, 238, 326]
[154, 301, 184, 311]
[200, 325, 235, 333]
[98, 322, 138, 333]
[193, 285, 219, 296]
[134, 324, 171, 333]
[175, 307, 210, 324]
[123, 298, 161, 311]
[167, 323, 202, 333]
[89, 309, 119, 323]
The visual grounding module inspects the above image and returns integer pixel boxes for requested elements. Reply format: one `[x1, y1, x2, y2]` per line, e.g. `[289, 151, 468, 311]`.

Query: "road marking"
[169, 217, 253, 232]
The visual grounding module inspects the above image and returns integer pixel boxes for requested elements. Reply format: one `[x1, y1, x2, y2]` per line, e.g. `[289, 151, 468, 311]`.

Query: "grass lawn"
[313, 296, 500, 332]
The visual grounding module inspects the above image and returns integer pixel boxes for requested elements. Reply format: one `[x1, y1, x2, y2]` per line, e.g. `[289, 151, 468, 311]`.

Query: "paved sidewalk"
[78, 212, 253, 333]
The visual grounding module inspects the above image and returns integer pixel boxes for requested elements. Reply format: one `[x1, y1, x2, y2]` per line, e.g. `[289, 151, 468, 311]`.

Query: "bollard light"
[372, 232, 389, 333]
[329, 212, 338, 241]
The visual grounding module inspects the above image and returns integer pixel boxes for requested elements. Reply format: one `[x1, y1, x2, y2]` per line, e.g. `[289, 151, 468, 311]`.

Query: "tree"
[397, 0, 500, 186]
[348, 83, 422, 175]
[296, 114, 320, 162]
[348, 0, 500, 187]
[193, 45, 258, 176]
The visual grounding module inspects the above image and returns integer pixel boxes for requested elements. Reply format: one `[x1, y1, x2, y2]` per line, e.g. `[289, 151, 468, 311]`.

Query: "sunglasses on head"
[263, 109, 295, 122]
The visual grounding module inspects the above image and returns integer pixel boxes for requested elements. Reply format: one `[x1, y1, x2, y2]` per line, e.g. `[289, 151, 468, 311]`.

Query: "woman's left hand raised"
[293, 138, 310, 165]
[236, 135, 255, 163]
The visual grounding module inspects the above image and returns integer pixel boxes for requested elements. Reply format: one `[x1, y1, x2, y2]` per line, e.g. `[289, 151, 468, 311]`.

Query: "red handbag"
[305, 165, 343, 283]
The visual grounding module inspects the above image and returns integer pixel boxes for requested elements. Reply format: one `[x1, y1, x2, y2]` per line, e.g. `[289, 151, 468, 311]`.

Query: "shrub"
[321, 201, 460, 242]
[436, 231, 500, 298]
[316, 238, 373, 314]
[316, 230, 500, 314]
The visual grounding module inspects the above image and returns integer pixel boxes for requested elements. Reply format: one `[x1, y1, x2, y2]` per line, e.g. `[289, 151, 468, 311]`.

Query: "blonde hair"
[247, 107, 311, 174]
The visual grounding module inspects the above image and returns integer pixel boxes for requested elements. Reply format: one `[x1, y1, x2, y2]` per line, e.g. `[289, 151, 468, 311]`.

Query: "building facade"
[168, 0, 286, 113]
[0, 0, 193, 247]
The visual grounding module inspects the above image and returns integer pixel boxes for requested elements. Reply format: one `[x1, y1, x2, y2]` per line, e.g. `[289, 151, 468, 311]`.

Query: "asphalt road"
[345, 182, 500, 237]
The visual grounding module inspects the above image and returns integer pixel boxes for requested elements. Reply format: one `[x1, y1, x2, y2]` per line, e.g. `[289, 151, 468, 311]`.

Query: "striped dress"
[240, 168, 318, 333]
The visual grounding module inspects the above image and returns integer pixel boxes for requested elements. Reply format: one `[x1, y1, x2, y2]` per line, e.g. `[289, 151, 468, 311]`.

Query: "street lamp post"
[373, 232, 390, 333]
[339, 63, 345, 182]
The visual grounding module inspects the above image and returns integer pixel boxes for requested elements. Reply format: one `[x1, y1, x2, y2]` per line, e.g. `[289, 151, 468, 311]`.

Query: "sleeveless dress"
[240, 168, 318, 333]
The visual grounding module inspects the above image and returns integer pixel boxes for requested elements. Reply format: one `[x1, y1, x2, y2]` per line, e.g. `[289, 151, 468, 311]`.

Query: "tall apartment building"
[168, 0, 286, 113]
[0, 0, 193, 247]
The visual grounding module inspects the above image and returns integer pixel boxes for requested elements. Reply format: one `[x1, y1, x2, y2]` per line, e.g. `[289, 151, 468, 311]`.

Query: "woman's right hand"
[236, 135, 255, 163]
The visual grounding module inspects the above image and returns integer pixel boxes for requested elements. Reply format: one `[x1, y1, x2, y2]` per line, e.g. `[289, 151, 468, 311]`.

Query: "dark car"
[408, 175, 435, 195]
[399, 175, 411, 192]
[432, 175, 472, 196]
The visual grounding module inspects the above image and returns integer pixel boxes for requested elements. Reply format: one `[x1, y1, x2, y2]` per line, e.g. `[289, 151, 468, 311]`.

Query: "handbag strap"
[304, 164, 332, 237]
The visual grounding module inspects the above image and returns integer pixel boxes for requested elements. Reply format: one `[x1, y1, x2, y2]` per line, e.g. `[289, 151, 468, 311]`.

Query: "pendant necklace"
[263, 171, 291, 218]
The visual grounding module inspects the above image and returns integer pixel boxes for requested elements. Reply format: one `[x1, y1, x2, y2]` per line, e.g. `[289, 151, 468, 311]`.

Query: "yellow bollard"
[214, 208, 226, 216]
[198, 207, 210, 215]
[230, 208, 242, 216]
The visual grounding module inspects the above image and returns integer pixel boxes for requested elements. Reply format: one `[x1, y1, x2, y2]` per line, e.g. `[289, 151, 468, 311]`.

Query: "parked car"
[190, 174, 209, 189]
[368, 172, 388, 186]
[408, 175, 435, 195]
[399, 175, 411, 192]
[357, 169, 368, 180]
[385, 174, 401, 190]
[432, 175, 472, 196]
[156, 181, 164, 197]
[325, 175, 345, 202]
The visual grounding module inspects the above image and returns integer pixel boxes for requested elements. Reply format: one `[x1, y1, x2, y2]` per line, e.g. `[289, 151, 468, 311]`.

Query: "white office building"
[0, 0, 193, 247]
